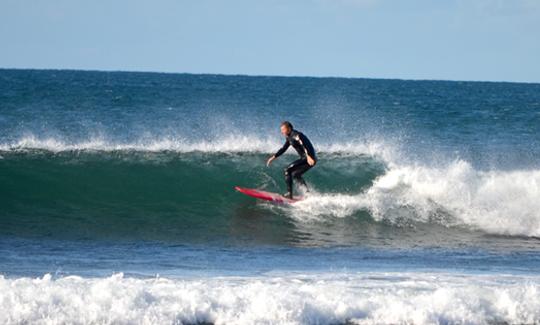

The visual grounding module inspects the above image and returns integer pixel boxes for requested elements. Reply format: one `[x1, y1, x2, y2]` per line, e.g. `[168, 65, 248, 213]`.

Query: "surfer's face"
[280, 125, 291, 136]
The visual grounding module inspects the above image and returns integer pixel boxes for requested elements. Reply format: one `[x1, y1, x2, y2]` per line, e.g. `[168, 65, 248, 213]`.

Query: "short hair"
[280, 121, 293, 130]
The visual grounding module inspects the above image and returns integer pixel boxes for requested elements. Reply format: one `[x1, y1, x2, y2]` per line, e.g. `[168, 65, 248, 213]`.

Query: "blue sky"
[1, 0, 539, 82]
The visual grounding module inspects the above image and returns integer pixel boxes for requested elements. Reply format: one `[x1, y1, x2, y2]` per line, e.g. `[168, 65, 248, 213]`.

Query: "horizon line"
[1, 66, 539, 86]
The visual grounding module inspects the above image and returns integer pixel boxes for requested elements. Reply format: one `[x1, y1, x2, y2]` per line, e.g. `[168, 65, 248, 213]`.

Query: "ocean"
[1, 68, 540, 324]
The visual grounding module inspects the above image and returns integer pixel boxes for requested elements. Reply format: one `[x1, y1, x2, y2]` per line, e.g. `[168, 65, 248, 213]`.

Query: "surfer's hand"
[307, 156, 316, 166]
[266, 156, 275, 167]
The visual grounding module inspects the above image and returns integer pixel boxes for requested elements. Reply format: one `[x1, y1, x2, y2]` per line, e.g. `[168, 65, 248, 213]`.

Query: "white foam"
[364, 160, 540, 236]
[1, 272, 539, 324]
[288, 159, 540, 237]
[286, 191, 366, 221]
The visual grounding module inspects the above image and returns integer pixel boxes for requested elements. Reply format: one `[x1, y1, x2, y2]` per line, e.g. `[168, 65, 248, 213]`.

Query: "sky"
[1, 0, 539, 83]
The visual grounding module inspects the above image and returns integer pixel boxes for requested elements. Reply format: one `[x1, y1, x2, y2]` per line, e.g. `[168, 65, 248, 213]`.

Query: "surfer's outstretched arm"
[274, 141, 290, 158]
[267, 141, 289, 166]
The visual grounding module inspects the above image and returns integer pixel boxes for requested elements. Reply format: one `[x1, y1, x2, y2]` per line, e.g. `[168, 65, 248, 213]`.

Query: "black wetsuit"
[273, 129, 317, 198]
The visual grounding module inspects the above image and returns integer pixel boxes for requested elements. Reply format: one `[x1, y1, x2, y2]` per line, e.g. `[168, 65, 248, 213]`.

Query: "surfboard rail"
[234, 186, 302, 204]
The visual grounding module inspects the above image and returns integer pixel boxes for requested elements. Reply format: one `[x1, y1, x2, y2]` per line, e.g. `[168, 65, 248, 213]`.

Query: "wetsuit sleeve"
[274, 141, 290, 158]
[298, 133, 316, 159]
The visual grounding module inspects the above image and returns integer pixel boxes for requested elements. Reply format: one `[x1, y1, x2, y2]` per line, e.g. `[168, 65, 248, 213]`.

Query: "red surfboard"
[235, 186, 303, 204]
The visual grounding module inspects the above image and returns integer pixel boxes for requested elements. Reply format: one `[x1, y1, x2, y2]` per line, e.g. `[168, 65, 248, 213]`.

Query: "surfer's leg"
[284, 171, 293, 199]
[292, 161, 312, 192]
[294, 174, 308, 191]
[284, 159, 306, 199]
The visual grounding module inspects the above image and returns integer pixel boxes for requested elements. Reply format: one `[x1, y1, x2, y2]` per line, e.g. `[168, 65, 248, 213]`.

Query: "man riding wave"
[266, 121, 317, 199]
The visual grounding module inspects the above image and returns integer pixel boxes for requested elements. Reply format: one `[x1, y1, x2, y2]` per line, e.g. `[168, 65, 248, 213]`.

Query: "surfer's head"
[280, 121, 293, 136]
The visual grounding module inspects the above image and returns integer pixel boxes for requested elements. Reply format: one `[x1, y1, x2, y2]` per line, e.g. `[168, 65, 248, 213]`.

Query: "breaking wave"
[1, 272, 539, 325]
[1, 135, 540, 239]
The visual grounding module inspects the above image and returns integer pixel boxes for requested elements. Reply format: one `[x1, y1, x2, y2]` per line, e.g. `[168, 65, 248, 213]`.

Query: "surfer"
[266, 121, 317, 199]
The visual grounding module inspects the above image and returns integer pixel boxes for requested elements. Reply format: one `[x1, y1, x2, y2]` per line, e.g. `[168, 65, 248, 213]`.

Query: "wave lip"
[0, 135, 280, 153]
[1, 272, 539, 325]
[0, 134, 396, 157]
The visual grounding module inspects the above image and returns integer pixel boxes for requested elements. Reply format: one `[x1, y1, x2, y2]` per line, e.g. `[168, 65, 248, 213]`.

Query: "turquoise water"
[1, 69, 540, 324]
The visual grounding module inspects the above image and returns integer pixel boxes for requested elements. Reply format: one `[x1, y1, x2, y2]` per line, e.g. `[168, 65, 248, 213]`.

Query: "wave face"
[2, 148, 540, 244]
[2, 272, 540, 325]
[0, 148, 386, 244]
[1, 69, 540, 245]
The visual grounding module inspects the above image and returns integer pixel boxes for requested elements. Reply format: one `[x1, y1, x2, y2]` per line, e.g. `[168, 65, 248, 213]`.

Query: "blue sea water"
[1, 69, 540, 324]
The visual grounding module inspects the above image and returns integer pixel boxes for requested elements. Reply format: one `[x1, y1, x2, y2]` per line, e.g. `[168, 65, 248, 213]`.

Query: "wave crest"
[0, 134, 395, 159]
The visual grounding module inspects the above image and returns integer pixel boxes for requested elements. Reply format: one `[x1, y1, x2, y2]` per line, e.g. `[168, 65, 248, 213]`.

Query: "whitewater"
[2, 272, 540, 324]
